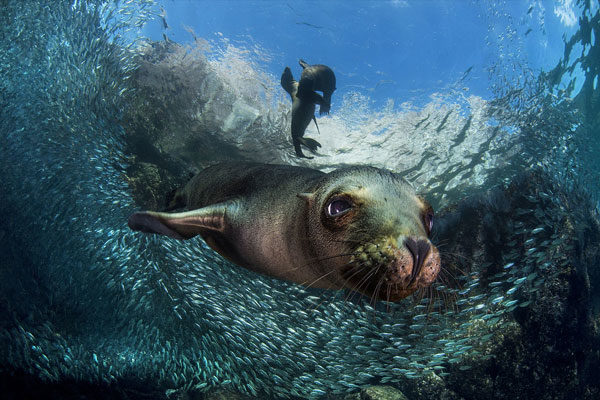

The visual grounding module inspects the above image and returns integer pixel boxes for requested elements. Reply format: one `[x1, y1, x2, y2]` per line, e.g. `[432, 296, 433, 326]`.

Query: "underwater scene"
[1, 0, 599, 399]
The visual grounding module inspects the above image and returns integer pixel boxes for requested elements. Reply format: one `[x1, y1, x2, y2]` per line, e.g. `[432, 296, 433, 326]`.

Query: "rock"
[360, 385, 409, 400]
[126, 160, 186, 210]
[203, 388, 253, 400]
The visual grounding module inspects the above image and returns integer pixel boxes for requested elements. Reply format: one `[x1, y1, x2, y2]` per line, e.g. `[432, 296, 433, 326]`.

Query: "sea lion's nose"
[404, 238, 431, 284]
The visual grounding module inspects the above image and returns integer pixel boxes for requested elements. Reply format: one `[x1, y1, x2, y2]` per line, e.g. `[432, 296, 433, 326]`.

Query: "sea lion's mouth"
[345, 237, 441, 302]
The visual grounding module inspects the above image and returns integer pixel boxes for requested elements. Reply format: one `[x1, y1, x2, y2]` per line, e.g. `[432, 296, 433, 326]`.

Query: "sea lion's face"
[307, 167, 440, 302]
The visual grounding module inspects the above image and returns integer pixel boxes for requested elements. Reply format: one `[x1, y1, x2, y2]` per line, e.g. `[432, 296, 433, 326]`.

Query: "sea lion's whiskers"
[308, 287, 342, 314]
[307, 252, 359, 265]
[369, 271, 386, 308]
[436, 263, 469, 295]
[302, 268, 338, 290]
[416, 287, 431, 313]
[435, 287, 458, 314]
[330, 238, 365, 244]
[340, 259, 365, 278]
[410, 286, 447, 316]
[299, 237, 364, 245]
[443, 288, 459, 313]
[364, 269, 384, 318]
[368, 276, 382, 307]
[343, 273, 371, 304]
[344, 287, 364, 305]
[386, 282, 393, 309]
[341, 263, 369, 286]
[411, 288, 427, 307]
[445, 262, 471, 280]
[440, 262, 462, 275]
[425, 277, 458, 313]
[419, 287, 439, 322]
[343, 266, 370, 304]
[306, 270, 351, 313]
[278, 252, 359, 275]
[348, 266, 379, 305]
[433, 238, 451, 249]
[437, 268, 455, 285]
[442, 250, 476, 266]
[440, 270, 463, 292]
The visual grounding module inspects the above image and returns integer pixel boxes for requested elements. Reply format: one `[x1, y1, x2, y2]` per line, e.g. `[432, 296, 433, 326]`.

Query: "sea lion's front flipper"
[280, 67, 297, 97]
[128, 202, 233, 240]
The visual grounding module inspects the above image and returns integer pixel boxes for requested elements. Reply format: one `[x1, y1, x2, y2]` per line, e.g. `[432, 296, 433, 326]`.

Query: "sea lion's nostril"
[404, 238, 431, 284]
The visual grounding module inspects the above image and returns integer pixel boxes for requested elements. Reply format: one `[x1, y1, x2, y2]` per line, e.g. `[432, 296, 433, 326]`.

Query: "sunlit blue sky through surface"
[142, 1, 581, 108]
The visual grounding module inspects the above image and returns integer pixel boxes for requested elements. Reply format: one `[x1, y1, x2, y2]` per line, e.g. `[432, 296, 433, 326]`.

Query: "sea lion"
[281, 66, 324, 159]
[128, 162, 440, 302]
[297, 59, 336, 115]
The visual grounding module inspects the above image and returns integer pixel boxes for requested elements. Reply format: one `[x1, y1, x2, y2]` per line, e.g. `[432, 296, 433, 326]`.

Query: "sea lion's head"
[303, 166, 440, 302]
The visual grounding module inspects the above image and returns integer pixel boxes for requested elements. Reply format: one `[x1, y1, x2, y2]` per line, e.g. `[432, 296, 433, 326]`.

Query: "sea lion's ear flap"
[297, 193, 315, 204]
[128, 203, 230, 240]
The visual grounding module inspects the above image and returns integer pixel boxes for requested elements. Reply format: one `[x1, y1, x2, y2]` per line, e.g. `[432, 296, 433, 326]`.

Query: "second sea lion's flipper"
[311, 91, 330, 115]
[281, 67, 297, 97]
[312, 116, 321, 135]
[318, 101, 330, 115]
[128, 201, 235, 240]
[298, 89, 326, 111]
[299, 137, 321, 153]
[293, 139, 314, 159]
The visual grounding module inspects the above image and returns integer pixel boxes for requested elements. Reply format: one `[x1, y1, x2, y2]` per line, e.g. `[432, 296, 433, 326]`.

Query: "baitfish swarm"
[0, 1, 582, 399]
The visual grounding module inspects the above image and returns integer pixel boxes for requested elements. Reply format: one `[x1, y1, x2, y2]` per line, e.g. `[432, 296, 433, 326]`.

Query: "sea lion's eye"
[423, 208, 434, 236]
[326, 197, 353, 217]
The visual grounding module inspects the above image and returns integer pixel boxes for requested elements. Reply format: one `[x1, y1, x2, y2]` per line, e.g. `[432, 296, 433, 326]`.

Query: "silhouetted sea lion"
[297, 59, 336, 115]
[128, 162, 440, 302]
[281, 66, 324, 159]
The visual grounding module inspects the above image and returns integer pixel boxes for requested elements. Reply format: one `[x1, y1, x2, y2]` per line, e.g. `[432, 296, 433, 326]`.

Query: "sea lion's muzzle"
[347, 237, 441, 302]
[384, 238, 440, 301]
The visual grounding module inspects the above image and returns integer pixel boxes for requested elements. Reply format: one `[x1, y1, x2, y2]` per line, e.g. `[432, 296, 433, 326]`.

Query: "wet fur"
[128, 162, 440, 303]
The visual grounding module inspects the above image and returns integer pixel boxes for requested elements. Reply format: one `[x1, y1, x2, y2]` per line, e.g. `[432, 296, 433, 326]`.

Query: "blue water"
[1, 1, 599, 399]
[143, 1, 579, 107]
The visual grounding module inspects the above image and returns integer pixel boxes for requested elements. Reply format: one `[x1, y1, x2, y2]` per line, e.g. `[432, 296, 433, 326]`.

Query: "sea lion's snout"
[345, 236, 440, 302]
[383, 237, 440, 301]
[403, 237, 440, 287]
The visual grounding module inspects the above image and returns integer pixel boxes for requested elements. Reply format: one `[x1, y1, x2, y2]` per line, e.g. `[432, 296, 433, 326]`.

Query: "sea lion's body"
[281, 67, 323, 159]
[297, 59, 336, 115]
[280, 60, 336, 158]
[129, 163, 440, 301]
[161, 163, 326, 284]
